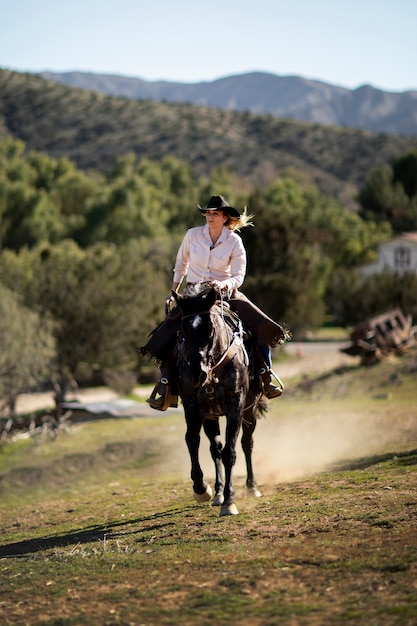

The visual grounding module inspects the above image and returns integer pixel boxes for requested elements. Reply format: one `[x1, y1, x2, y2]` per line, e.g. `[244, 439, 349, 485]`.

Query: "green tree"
[0, 283, 55, 418]
[0, 239, 170, 405]
[392, 149, 417, 199]
[332, 269, 417, 326]
[80, 156, 180, 245]
[241, 178, 386, 335]
[0, 140, 102, 250]
[358, 151, 417, 233]
[160, 156, 200, 232]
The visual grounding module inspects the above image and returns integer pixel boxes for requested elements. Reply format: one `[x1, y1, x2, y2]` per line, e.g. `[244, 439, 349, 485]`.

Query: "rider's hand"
[211, 280, 229, 293]
[165, 293, 175, 312]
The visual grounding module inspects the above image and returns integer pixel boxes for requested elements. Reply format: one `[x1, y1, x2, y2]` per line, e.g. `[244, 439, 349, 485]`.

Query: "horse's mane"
[177, 283, 242, 337]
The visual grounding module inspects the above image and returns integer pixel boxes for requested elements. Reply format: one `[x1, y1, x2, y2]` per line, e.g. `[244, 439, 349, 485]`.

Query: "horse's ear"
[172, 290, 181, 304]
[206, 288, 218, 307]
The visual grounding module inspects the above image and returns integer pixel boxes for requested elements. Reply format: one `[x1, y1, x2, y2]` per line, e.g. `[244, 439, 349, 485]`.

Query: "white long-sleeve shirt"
[173, 224, 246, 292]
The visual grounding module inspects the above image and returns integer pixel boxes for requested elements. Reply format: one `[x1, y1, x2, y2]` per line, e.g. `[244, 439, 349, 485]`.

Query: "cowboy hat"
[198, 195, 240, 218]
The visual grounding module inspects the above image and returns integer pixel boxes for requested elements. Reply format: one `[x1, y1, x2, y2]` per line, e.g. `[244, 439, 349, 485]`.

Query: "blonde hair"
[225, 206, 254, 231]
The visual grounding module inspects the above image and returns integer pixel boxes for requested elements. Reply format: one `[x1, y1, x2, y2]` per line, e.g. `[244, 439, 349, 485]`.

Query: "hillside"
[1, 347, 417, 625]
[1, 69, 417, 208]
[41, 70, 417, 136]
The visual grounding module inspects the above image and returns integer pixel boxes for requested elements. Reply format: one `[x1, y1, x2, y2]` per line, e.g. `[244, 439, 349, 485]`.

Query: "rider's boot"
[146, 362, 178, 411]
[259, 367, 284, 399]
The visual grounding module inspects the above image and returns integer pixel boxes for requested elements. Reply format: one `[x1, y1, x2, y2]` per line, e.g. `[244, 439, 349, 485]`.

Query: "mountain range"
[2, 68, 417, 211]
[40, 70, 417, 136]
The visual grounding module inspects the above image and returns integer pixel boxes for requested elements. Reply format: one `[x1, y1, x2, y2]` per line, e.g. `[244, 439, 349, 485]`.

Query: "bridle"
[178, 303, 261, 414]
[178, 305, 247, 386]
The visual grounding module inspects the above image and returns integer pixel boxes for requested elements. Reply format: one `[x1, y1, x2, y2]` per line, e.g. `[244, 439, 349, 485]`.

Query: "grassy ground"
[1, 349, 417, 625]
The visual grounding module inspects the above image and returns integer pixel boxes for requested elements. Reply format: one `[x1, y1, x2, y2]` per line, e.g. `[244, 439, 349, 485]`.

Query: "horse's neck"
[210, 307, 233, 354]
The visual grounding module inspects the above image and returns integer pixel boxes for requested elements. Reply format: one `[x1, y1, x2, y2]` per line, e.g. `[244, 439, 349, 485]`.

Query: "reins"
[178, 294, 260, 414]
[179, 300, 247, 385]
[207, 329, 244, 379]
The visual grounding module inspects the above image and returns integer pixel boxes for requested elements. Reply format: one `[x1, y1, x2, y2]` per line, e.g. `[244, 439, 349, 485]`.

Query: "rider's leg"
[257, 343, 284, 399]
[140, 309, 182, 411]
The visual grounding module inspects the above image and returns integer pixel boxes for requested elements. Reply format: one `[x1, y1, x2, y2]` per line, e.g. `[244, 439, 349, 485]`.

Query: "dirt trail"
[15, 342, 357, 415]
[15, 386, 120, 415]
[280, 341, 356, 378]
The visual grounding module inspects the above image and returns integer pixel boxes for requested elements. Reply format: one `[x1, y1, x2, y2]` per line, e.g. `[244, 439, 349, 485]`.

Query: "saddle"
[142, 291, 285, 411]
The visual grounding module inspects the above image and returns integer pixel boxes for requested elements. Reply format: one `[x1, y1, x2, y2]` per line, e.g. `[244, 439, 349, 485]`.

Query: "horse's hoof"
[193, 485, 212, 503]
[212, 493, 225, 506]
[220, 503, 239, 516]
[248, 488, 262, 498]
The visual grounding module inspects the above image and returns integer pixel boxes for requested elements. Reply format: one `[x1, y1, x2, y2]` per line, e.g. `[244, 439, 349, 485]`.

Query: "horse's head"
[174, 287, 220, 386]
[173, 286, 217, 316]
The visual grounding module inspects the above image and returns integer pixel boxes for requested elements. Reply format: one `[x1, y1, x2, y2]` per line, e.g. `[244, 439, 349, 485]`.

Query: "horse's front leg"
[203, 418, 225, 506]
[241, 411, 262, 498]
[220, 404, 242, 516]
[184, 407, 212, 503]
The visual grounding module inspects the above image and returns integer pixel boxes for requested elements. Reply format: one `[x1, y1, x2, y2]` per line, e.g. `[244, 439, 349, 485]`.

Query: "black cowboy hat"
[198, 195, 240, 218]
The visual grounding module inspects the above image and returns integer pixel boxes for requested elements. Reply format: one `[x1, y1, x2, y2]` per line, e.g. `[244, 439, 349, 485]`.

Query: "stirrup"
[259, 368, 284, 399]
[146, 377, 172, 411]
[146, 377, 179, 411]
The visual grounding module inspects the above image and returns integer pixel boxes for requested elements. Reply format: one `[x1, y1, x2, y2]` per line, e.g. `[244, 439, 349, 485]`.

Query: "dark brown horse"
[173, 286, 270, 516]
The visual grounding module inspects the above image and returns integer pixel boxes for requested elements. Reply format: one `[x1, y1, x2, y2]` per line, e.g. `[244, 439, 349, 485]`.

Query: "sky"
[2, 0, 417, 92]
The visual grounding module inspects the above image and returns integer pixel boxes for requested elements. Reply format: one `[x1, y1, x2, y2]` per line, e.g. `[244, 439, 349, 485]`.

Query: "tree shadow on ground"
[0, 506, 195, 558]
[329, 448, 417, 472]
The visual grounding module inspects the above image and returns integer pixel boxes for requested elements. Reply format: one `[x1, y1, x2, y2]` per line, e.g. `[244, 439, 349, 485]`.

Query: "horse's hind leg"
[203, 419, 225, 506]
[241, 413, 262, 497]
[185, 409, 212, 503]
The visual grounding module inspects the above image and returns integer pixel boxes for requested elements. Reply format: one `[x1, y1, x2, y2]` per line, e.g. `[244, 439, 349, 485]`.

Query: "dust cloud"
[160, 395, 407, 488]
[170, 405, 399, 488]
[237, 408, 391, 483]
[163, 343, 415, 487]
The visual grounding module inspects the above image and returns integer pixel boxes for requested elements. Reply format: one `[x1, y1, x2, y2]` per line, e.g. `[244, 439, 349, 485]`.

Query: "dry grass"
[1, 349, 417, 625]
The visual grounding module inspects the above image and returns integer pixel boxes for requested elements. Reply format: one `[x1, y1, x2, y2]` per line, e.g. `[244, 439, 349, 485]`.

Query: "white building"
[361, 232, 417, 276]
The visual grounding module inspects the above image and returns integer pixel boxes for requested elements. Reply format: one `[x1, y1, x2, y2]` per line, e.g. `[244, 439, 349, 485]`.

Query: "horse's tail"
[243, 392, 269, 422]
[252, 394, 269, 421]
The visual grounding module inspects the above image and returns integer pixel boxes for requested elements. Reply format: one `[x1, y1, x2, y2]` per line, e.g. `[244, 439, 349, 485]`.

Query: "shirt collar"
[203, 224, 229, 243]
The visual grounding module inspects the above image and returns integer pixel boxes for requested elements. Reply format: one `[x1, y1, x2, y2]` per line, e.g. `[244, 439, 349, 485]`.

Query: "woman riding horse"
[173, 284, 263, 515]
[141, 195, 290, 410]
